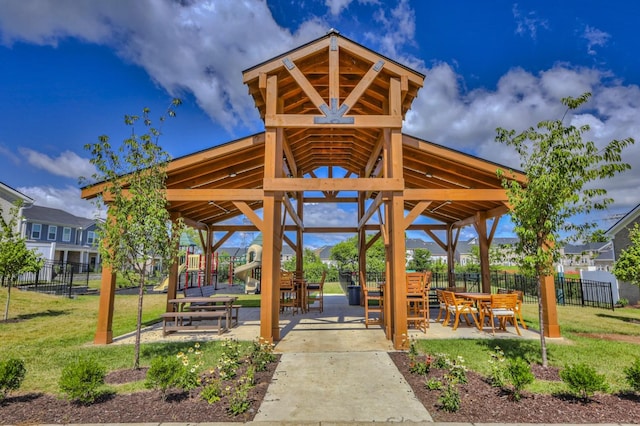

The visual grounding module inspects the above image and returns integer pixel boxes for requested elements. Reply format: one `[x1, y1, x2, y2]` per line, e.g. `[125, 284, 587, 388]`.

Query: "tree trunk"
[3, 282, 11, 321]
[134, 273, 146, 369]
[537, 277, 548, 367]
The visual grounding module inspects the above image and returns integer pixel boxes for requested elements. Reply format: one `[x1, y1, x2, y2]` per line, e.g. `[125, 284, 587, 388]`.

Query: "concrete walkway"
[112, 292, 541, 424]
[254, 295, 431, 423]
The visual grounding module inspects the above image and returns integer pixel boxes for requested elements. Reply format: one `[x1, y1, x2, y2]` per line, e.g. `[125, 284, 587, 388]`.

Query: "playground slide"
[234, 261, 261, 294]
[153, 264, 187, 292]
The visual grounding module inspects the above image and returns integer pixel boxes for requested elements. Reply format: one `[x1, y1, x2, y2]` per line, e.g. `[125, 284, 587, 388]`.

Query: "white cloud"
[19, 149, 97, 181]
[18, 185, 103, 219]
[0, 0, 326, 133]
[512, 4, 549, 40]
[405, 63, 640, 215]
[583, 25, 610, 55]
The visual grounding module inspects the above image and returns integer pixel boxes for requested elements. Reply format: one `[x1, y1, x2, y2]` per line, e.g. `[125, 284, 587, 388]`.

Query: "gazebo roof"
[83, 30, 526, 229]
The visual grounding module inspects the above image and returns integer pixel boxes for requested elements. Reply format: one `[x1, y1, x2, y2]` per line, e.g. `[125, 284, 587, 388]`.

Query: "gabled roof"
[82, 29, 525, 231]
[606, 203, 640, 237]
[0, 181, 34, 206]
[22, 205, 96, 228]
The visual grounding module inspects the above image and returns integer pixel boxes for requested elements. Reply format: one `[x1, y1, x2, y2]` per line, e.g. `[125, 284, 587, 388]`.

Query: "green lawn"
[414, 302, 640, 393]
[1, 286, 638, 395]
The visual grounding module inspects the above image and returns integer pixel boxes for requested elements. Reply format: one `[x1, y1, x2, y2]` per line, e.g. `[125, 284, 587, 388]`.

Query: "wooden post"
[94, 208, 116, 344]
[474, 213, 491, 293]
[94, 264, 116, 344]
[540, 274, 561, 337]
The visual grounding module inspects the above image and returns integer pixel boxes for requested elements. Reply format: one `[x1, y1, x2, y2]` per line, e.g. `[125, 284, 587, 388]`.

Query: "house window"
[87, 231, 95, 245]
[31, 223, 41, 239]
[62, 227, 71, 242]
[48, 225, 57, 240]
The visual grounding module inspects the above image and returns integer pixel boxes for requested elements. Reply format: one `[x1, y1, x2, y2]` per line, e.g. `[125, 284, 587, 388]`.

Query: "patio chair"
[435, 289, 447, 322]
[363, 280, 383, 328]
[279, 271, 298, 315]
[406, 272, 428, 332]
[306, 270, 326, 312]
[480, 293, 521, 335]
[442, 290, 480, 330]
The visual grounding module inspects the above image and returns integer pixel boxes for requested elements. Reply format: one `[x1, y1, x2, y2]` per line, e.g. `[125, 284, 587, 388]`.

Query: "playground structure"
[233, 244, 262, 294]
[153, 246, 260, 292]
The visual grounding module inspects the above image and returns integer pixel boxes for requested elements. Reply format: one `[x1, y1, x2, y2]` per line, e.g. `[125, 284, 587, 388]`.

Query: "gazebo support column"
[94, 265, 116, 344]
[474, 212, 492, 293]
[540, 274, 561, 337]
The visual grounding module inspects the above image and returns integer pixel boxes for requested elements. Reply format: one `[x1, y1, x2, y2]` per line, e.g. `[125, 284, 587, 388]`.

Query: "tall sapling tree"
[495, 92, 634, 366]
[82, 99, 185, 368]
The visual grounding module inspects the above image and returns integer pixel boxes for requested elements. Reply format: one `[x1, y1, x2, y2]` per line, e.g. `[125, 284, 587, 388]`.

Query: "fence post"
[68, 268, 74, 298]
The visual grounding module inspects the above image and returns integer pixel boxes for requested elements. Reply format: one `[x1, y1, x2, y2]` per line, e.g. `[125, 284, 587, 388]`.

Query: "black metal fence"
[340, 269, 614, 310]
[1, 261, 92, 297]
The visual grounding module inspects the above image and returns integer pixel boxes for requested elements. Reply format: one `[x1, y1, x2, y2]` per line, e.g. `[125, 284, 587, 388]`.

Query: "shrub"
[560, 363, 609, 400]
[145, 356, 184, 400]
[438, 383, 461, 412]
[58, 357, 106, 404]
[0, 358, 26, 400]
[200, 378, 223, 404]
[623, 357, 640, 393]
[247, 338, 276, 372]
[487, 346, 507, 388]
[227, 374, 252, 416]
[507, 358, 534, 401]
[425, 378, 443, 390]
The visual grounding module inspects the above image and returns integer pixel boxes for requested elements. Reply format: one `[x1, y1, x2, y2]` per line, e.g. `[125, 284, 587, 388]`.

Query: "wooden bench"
[161, 310, 227, 336]
[184, 303, 242, 327]
[183, 285, 216, 298]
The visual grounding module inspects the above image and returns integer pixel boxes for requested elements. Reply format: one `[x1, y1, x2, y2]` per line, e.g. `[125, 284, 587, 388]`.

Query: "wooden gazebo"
[83, 31, 560, 349]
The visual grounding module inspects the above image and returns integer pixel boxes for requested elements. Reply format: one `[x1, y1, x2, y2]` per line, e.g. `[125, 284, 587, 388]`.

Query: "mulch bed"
[0, 358, 279, 424]
[389, 351, 640, 424]
[2, 352, 640, 424]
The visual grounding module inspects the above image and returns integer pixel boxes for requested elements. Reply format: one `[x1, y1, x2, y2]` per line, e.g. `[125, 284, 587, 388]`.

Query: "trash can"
[348, 285, 361, 305]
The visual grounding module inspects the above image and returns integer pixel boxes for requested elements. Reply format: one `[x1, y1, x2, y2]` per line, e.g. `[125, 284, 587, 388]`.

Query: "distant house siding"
[611, 216, 640, 305]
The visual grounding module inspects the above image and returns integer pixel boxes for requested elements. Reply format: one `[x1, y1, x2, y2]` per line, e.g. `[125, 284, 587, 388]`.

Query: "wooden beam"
[283, 234, 297, 252]
[282, 56, 326, 113]
[403, 200, 431, 230]
[341, 59, 385, 115]
[165, 189, 264, 202]
[404, 188, 510, 201]
[264, 177, 404, 192]
[357, 191, 383, 230]
[232, 201, 264, 234]
[211, 231, 234, 252]
[265, 114, 402, 129]
[282, 195, 303, 230]
[329, 34, 339, 103]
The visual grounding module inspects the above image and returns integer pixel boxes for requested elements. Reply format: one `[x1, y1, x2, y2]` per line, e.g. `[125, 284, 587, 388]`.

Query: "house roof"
[606, 203, 640, 237]
[0, 181, 34, 206]
[22, 205, 95, 228]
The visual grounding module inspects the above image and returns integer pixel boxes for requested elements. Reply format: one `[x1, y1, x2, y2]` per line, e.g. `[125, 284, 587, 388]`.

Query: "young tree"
[407, 248, 432, 271]
[496, 92, 634, 366]
[0, 200, 43, 320]
[612, 223, 640, 290]
[83, 100, 185, 368]
[282, 248, 327, 282]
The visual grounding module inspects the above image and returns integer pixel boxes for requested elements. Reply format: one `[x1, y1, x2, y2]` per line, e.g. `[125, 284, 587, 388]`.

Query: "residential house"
[605, 204, 640, 305]
[405, 238, 452, 265]
[459, 237, 519, 267]
[558, 241, 614, 272]
[21, 205, 101, 272]
[0, 181, 34, 234]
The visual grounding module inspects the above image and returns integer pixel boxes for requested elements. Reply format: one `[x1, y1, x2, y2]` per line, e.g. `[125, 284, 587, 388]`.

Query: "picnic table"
[161, 296, 239, 336]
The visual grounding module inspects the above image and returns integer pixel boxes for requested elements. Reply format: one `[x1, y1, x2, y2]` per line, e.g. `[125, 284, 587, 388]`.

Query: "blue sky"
[1, 0, 639, 248]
